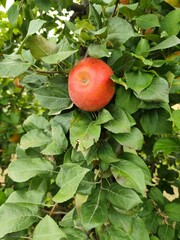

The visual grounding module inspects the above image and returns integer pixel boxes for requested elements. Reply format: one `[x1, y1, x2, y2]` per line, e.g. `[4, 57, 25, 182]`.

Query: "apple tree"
[0, 0, 180, 239]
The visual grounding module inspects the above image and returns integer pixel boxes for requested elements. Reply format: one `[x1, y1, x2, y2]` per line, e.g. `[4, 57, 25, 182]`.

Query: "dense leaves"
[0, 0, 179, 239]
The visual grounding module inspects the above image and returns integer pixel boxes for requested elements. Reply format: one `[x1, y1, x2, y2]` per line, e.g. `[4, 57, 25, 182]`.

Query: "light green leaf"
[34, 85, 72, 115]
[20, 129, 50, 149]
[7, 2, 19, 25]
[172, 110, 180, 130]
[33, 215, 67, 240]
[113, 127, 144, 150]
[95, 109, 114, 125]
[161, 9, 180, 36]
[70, 112, 101, 151]
[107, 17, 134, 45]
[53, 163, 89, 203]
[153, 137, 180, 156]
[106, 183, 142, 210]
[8, 158, 53, 182]
[130, 217, 150, 240]
[121, 152, 151, 185]
[60, 208, 75, 227]
[0, 203, 38, 239]
[111, 160, 146, 196]
[104, 105, 131, 134]
[125, 71, 153, 94]
[27, 19, 46, 36]
[136, 14, 160, 29]
[23, 114, 49, 131]
[88, 43, 110, 58]
[0, 55, 31, 78]
[150, 36, 180, 51]
[137, 77, 169, 103]
[29, 35, 59, 59]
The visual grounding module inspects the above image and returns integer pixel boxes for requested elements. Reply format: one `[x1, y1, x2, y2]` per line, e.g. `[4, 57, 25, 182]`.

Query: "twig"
[113, 0, 120, 17]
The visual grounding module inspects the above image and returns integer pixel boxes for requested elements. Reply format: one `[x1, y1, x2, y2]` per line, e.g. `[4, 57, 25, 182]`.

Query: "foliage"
[0, 0, 180, 239]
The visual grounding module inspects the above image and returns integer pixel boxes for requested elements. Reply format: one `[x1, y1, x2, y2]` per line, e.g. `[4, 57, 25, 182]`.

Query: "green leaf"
[150, 36, 180, 51]
[88, 43, 110, 58]
[140, 109, 172, 136]
[107, 17, 134, 45]
[100, 225, 129, 240]
[106, 183, 142, 210]
[115, 87, 140, 114]
[161, 9, 180, 36]
[53, 163, 89, 203]
[135, 38, 150, 58]
[33, 215, 67, 240]
[80, 199, 108, 231]
[7, 2, 19, 25]
[60, 208, 75, 227]
[63, 227, 88, 240]
[34, 84, 72, 115]
[125, 71, 153, 94]
[165, 203, 180, 221]
[77, 171, 95, 195]
[89, 3, 102, 29]
[121, 152, 151, 185]
[111, 160, 146, 196]
[23, 114, 49, 131]
[34, 0, 51, 12]
[136, 14, 160, 29]
[153, 137, 180, 156]
[130, 217, 150, 240]
[104, 105, 131, 134]
[70, 112, 101, 151]
[95, 109, 113, 125]
[6, 190, 44, 205]
[0, 55, 31, 78]
[20, 129, 50, 149]
[172, 110, 180, 130]
[41, 36, 77, 64]
[27, 19, 46, 36]
[113, 127, 144, 151]
[29, 35, 58, 59]
[53, 112, 73, 133]
[137, 76, 169, 103]
[0, 203, 38, 239]
[158, 225, 175, 240]
[8, 158, 53, 182]
[98, 142, 119, 164]
[149, 187, 166, 206]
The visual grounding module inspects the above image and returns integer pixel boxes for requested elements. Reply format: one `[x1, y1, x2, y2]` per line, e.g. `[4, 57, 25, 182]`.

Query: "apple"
[68, 57, 115, 112]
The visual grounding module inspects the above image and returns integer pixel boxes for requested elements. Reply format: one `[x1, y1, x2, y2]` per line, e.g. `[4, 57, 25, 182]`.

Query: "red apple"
[68, 57, 115, 112]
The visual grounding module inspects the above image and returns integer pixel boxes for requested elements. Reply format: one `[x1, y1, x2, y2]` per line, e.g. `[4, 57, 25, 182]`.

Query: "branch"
[113, 0, 120, 17]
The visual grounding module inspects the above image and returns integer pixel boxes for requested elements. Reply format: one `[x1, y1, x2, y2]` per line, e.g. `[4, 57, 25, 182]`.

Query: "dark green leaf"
[100, 225, 129, 240]
[149, 187, 166, 206]
[34, 0, 51, 12]
[158, 224, 175, 240]
[63, 227, 88, 240]
[98, 142, 119, 164]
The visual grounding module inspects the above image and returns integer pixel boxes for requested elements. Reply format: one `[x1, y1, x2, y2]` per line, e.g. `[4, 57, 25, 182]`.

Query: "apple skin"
[68, 57, 115, 112]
